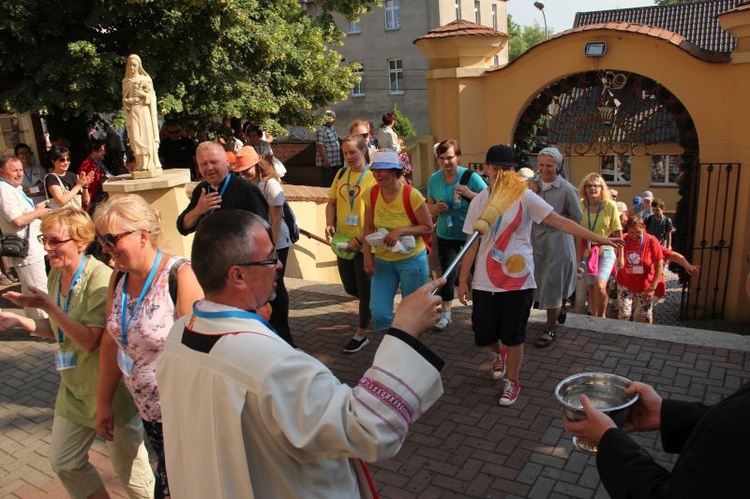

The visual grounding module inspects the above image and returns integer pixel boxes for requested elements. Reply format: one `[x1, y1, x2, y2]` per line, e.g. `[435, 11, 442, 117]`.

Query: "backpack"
[370, 183, 432, 255]
[283, 201, 300, 244]
[114, 257, 189, 305]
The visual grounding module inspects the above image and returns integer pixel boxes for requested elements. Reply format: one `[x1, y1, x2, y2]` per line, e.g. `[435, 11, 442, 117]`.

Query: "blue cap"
[370, 151, 401, 170]
[633, 196, 643, 206]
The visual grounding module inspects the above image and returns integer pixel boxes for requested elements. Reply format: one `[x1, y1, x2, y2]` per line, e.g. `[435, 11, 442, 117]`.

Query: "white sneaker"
[434, 316, 451, 331]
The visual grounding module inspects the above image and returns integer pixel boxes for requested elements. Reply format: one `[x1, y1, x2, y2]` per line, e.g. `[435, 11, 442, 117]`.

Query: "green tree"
[0, 0, 376, 135]
[391, 103, 416, 139]
[507, 15, 548, 61]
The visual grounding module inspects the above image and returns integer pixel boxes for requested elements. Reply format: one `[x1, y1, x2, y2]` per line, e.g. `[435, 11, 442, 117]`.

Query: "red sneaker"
[490, 345, 507, 380]
[499, 379, 520, 406]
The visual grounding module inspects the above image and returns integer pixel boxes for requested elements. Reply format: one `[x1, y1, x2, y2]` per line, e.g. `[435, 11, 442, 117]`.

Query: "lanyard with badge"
[54, 257, 87, 370]
[345, 168, 368, 226]
[208, 174, 231, 215]
[444, 175, 460, 228]
[117, 250, 163, 376]
[626, 236, 645, 274]
[586, 201, 602, 250]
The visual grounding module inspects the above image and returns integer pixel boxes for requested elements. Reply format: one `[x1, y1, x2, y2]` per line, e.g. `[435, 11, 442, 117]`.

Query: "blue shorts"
[471, 289, 534, 347]
[584, 246, 616, 285]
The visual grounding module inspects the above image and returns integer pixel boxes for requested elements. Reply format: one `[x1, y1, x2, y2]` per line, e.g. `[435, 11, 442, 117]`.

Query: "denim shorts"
[584, 246, 616, 285]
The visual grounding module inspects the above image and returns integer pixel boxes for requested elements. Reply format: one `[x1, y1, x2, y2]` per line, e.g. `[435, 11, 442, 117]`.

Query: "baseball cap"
[485, 144, 518, 169]
[642, 190, 654, 201]
[370, 151, 401, 170]
[518, 167, 535, 180]
[633, 196, 643, 206]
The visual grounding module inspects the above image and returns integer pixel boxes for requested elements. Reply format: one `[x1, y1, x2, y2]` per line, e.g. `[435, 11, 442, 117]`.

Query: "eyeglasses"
[38, 235, 72, 248]
[96, 230, 136, 248]
[55, 156, 71, 163]
[585, 183, 602, 189]
[438, 155, 456, 162]
[235, 252, 279, 268]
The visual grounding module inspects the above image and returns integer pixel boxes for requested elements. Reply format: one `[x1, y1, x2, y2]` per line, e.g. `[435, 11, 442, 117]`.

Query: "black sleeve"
[176, 182, 205, 235]
[385, 328, 444, 372]
[660, 399, 709, 453]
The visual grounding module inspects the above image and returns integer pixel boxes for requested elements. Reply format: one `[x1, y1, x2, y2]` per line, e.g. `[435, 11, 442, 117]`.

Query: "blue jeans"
[370, 250, 428, 332]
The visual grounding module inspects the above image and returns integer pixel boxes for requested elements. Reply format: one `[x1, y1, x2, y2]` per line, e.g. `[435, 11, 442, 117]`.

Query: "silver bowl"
[554, 372, 640, 453]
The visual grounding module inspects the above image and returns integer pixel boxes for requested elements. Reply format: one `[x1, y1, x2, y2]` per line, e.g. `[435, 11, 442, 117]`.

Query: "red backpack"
[369, 183, 432, 255]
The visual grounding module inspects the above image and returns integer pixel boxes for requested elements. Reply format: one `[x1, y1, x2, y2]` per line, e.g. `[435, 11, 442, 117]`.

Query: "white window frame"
[491, 4, 497, 30]
[474, 1, 481, 24]
[388, 58, 404, 95]
[455, 0, 462, 21]
[346, 19, 361, 34]
[650, 154, 681, 186]
[351, 64, 365, 97]
[385, 0, 400, 31]
[600, 154, 631, 185]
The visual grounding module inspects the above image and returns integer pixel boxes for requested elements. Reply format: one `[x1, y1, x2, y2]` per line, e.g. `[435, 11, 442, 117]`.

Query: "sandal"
[534, 330, 556, 349]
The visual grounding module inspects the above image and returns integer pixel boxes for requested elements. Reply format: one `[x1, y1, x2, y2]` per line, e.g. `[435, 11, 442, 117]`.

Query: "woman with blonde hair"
[94, 194, 203, 498]
[577, 172, 622, 317]
[234, 147, 294, 346]
[0, 207, 154, 498]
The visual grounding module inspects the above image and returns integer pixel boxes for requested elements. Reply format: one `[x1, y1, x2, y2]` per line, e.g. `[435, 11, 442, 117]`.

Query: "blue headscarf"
[538, 147, 565, 178]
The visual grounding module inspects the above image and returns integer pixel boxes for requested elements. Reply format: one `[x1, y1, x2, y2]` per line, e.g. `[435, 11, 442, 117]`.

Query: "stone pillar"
[103, 169, 193, 258]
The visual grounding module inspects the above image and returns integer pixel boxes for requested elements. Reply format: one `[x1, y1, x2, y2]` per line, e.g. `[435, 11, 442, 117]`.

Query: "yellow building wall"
[418, 22, 750, 322]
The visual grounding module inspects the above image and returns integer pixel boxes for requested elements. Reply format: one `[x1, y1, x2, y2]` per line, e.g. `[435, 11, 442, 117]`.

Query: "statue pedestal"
[103, 169, 193, 258]
[131, 168, 163, 180]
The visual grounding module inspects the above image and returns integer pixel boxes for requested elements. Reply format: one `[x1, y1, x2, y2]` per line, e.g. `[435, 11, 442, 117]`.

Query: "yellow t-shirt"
[581, 199, 622, 237]
[364, 183, 427, 261]
[327, 167, 377, 240]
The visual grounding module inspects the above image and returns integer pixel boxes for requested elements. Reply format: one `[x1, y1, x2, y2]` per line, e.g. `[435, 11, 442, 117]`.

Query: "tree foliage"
[391, 103, 416, 139]
[507, 15, 548, 62]
[0, 0, 377, 134]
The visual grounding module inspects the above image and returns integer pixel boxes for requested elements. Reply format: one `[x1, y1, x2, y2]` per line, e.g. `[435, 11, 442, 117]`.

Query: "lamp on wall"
[533, 2, 548, 38]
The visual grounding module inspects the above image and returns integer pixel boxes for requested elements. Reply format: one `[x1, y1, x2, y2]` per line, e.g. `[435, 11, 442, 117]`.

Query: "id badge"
[345, 214, 359, 226]
[55, 351, 77, 371]
[117, 348, 135, 377]
[631, 265, 644, 275]
[446, 215, 453, 228]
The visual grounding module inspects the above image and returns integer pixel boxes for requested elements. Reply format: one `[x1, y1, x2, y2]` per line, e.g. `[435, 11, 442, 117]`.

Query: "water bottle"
[453, 189, 462, 210]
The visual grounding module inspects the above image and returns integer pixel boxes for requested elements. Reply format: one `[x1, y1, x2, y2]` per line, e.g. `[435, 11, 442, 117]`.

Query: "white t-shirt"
[463, 189, 553, 292]
[0, 181, 45, 267]
[259, 178, 291, 250]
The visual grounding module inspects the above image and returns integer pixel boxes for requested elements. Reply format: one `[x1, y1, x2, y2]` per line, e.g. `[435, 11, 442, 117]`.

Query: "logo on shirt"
[487, 205, 529, 290]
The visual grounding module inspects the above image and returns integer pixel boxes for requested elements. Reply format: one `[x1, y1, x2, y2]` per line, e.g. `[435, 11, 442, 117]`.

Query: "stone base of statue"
[103, 168, 193, 258]
[131, 168, 162, 180]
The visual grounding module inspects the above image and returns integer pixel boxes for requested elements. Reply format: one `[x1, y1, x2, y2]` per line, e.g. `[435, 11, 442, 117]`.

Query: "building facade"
[320, 0, 509, 136]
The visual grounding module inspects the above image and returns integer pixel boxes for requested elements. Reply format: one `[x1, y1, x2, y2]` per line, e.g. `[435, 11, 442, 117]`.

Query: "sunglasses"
[37, 235, 72, 248]
[96, 230, 136, 248]
[585, 183, 602, 189]
[236, 251, 279, 268]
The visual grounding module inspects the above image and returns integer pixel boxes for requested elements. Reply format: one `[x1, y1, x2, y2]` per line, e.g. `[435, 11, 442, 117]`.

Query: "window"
[347, 20, 361, 34]
[385, 0, 400, 30]
[351, 65, 365, 97]
[650, 154, 681, 185]
[491, 4, 497, 30]
[600, 154, 631, 185]
[388, 59, 404, 94]
[474, 1, 481, 24]
[455, 0, 462, 20]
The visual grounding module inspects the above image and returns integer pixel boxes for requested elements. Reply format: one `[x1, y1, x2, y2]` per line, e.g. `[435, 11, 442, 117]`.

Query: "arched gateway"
[415, 9, 750, 323]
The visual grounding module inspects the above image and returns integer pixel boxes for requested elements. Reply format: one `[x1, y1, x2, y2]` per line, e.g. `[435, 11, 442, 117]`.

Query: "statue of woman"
[122, 54, 161, 172]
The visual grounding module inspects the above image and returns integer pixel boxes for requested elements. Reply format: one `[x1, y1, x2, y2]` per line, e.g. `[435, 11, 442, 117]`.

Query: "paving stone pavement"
[1, 278, 748, 498]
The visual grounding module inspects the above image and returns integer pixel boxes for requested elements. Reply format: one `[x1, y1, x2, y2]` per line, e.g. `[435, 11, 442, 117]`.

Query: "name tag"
[117, 348, 135, 377]
[446, 215, 453, 228]
[29, 186, 41, 195]
[630, 265, 644, 275]
[55, 351, 77, 371]
[345, 214, 359, 226]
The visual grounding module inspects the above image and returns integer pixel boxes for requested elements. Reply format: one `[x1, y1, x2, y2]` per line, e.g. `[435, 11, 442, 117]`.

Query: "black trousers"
[337, 252, 371, 329]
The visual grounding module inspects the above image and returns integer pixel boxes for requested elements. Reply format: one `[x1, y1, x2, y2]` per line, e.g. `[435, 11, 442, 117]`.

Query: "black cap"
[485, 144, 518, 169]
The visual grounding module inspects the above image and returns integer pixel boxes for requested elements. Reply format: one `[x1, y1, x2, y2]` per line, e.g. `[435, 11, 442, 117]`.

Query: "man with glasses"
[157, 210, 446, 497]
[158, 120, 197, 177]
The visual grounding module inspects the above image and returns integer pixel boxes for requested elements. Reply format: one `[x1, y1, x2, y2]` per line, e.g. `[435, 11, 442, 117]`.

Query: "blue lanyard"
[209, 174, 232, 214]
[0, 179, 34, 208]
[191, 302, 277, 334]
[628, 235, 644, 255]
[346, 167, 368, 211]
[120, 250, 163, 346]
[587, 201, 602, 233]
[55, 257, 87, 344]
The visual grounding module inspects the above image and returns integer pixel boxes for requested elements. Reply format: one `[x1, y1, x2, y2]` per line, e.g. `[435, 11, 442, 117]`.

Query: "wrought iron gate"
[681, 162, 742, 319]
